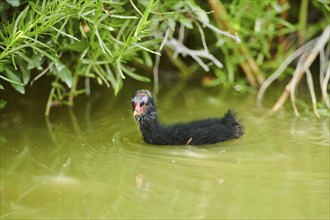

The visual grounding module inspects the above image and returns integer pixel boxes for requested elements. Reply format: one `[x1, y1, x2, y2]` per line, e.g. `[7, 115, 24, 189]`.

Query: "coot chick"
[131, 90, 243, 145]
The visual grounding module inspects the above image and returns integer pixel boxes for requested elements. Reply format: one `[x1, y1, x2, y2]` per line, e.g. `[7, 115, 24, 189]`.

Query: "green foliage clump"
[0, 0, 329, 116]
[1, 0, 160, 113]
[1, 0, 236, 115]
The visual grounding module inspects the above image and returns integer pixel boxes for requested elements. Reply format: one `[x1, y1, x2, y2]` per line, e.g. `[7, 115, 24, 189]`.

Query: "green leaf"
[142, 51, 153, 67]
[27, 53, 44, 70]
[16, 56, 31, 85]
[178, 14, 193, 29]
[0, 63, 4, 73]
[114, 77, 123, 95]
[4, 67, 25, 94]
[13, 4, 28, 33]
[121, 65, 150, 82]
[62, 42, 89, 53]
[6, 0, 20, 7]
[53, 62, 73, 88]
[0, 99, 7, 109]
[186, 1, 209, 24]
[0, 84, 4, 90]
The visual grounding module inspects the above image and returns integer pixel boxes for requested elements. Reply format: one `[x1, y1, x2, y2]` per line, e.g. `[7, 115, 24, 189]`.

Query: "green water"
[1, 85, 329, 219]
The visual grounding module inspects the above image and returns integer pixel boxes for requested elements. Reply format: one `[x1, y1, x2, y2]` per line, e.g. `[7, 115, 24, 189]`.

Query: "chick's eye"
[140, 101, 150, 107]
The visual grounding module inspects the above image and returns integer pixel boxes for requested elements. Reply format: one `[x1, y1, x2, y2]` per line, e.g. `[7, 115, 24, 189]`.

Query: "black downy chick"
[131, 90, 243, 145]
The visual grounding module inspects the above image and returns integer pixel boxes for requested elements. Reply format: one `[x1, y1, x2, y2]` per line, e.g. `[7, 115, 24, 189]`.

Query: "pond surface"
[1, 83, 329, 219]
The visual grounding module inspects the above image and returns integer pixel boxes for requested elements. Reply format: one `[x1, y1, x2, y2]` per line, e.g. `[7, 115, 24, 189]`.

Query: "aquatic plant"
[0, 0, 329, 117]
[257, 25, 330, 118]
[207, 0, 329, 117]
[0, 0, 238, 115]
